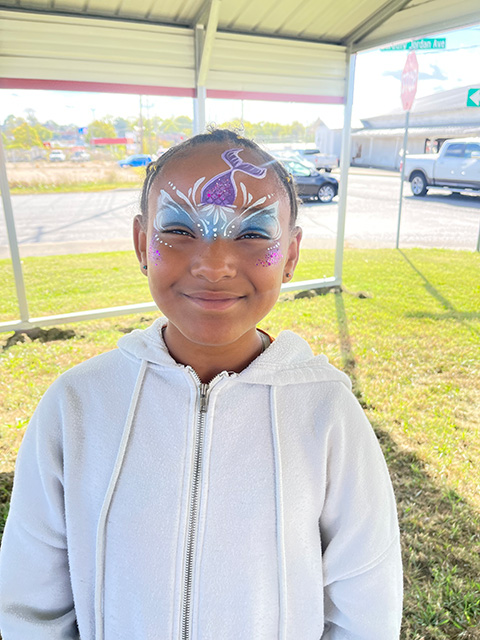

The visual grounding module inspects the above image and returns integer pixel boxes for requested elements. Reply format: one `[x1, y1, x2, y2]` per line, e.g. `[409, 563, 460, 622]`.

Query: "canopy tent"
[1, 0, 479, 331]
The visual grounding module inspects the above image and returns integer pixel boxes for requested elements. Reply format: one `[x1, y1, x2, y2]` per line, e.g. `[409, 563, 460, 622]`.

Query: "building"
[349, 85, 480, 170]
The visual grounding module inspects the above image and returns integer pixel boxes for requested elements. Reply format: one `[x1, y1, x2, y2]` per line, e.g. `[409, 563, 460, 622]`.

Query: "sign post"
[396, 51, 418, 249]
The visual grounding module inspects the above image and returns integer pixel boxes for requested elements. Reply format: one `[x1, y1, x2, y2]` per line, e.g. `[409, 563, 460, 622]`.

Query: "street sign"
[382, 38, 446, 51]
[467, 88, 480, 107]
[401, 51, 418, 112]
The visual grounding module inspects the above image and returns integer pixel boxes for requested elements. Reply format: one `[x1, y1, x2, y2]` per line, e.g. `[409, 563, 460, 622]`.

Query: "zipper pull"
[199, 383, 209, 413]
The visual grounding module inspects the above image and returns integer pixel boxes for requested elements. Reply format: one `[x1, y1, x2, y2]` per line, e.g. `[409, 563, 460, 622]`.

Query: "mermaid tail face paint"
[200, 148, 267, 206]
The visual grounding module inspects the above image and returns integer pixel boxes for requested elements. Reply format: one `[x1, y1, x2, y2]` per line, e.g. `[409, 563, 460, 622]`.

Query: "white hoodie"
[0, 318, 402, 639]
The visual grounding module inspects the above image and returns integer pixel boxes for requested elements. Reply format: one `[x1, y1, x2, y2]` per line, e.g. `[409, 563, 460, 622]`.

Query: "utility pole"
[138, 95, 144, 153]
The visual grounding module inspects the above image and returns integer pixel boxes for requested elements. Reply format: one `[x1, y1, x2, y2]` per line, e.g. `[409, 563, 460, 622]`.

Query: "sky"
[1, 23, 479, 131]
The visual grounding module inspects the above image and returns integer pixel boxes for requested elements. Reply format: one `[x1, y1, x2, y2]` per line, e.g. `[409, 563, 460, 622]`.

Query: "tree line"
[1, 111, 316, 153]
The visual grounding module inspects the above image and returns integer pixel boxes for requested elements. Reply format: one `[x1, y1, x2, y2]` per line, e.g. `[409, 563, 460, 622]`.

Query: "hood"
[117, 317, 351, 389]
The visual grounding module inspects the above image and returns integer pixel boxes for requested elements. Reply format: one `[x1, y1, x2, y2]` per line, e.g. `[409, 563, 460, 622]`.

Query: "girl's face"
[134, 143, 301, 350]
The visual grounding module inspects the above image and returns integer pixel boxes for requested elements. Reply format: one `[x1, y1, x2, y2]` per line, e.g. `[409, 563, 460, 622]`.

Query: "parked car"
[71, 150, 91, 162]
[403, 138, 480, 196]
[118, 154, 152, 168]
[281, 158, 339, 202]
[296, 148, 338, 172]
[49, 149, 66, 162]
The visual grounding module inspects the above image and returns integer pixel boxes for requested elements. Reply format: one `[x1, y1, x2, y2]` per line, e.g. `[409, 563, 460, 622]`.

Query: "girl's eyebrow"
[155, 204, 196, 228]
[238, 202, 279, 220]
[236, 203, 282, 238]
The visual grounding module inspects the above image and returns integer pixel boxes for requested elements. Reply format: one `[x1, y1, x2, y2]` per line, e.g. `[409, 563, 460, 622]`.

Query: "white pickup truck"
[404, 138, 480, 196]
[297, 148, 338, 172]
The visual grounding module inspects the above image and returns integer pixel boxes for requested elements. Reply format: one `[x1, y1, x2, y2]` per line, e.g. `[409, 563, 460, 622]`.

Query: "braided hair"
[139, 128, 299, 228]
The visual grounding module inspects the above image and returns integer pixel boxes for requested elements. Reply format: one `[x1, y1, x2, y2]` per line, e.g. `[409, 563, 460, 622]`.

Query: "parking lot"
[1, 168, 479, 257]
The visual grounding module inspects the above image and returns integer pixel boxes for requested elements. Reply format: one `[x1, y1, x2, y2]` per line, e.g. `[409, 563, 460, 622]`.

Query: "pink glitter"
[256, 242, 282, 267]
[148, 236, 172, 266]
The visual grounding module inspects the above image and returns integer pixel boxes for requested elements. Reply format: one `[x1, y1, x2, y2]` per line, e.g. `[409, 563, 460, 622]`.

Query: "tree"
[2, 115, 26, 136]
[34, 124, 53, 142]
[113, 117, 132, 138]
[86, 119, 117, 142]
[10, 123, 43, 149]
[25, 108, 38, 126]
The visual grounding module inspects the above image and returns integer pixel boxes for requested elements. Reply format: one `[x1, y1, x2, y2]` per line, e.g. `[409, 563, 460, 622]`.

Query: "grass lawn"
[1, 247, 479, 638]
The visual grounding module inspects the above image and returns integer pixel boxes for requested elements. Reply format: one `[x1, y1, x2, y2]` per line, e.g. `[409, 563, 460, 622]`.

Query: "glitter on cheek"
[148, 235, 172, 266]
[255, 241, 283, 267]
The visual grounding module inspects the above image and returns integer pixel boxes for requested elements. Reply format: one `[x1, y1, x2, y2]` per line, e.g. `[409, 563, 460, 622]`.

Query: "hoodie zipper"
[181, 369, 224, 640]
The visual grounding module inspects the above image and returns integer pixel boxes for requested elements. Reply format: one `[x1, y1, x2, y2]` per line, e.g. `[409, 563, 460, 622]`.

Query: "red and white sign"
[91, 137, 134, 146]
[401, 51, 418, 111]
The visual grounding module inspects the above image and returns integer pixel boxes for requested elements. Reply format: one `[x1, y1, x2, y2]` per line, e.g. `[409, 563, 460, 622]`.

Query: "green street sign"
[467, 89, 480, 107]
[381, 38, 446, 51]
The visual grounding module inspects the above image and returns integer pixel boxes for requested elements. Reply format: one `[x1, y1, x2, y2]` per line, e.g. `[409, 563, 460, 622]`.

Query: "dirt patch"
[3, 327, 77, 350]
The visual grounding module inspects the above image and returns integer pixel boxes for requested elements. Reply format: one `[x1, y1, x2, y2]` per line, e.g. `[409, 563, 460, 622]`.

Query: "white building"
[348, 85, 480, 170]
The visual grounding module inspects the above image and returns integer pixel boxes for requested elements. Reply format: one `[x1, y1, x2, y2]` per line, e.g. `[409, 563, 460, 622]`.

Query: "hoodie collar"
[117, 317, 351, 389]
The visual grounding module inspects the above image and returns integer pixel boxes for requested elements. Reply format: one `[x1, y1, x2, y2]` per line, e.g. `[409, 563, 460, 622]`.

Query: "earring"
[142, 265, 148, 270]
[285, 272, 291, 278]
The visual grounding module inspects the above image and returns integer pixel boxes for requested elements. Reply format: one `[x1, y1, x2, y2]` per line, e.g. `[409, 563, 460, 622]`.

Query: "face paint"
[151, 148, 285, 270]
[154, 188, 282, 242]
[256, 241, 283, 267]
[200, 148, 267, 206]
[148, 235, 172, 267]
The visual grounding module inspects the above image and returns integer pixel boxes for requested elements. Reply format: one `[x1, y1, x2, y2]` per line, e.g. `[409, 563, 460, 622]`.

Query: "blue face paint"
[154, 188, 282, 243]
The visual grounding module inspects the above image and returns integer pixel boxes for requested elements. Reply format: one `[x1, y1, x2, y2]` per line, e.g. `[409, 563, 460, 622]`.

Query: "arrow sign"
[467, 88, 480, 107]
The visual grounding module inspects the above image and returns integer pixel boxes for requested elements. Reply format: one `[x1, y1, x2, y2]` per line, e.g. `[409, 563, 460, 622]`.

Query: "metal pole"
[334, 48, 356, 285]
[0, 133, 30, 322]
[194, 86, 206, 135]
[476, 217, 480, 252]
[396, 109, 410, 249]
[193, 24, 206, 135]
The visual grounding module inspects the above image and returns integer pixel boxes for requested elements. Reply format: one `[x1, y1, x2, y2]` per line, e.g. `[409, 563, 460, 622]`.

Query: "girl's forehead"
[151, 144, 283, 207]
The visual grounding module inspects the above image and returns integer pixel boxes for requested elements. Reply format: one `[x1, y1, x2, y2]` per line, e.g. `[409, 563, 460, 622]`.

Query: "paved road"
[1, 172, 479, 257]
[299, 173, 480, 251]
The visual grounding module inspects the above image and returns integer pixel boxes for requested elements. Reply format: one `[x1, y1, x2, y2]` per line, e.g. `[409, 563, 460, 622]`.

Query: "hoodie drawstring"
[270, 386, 287, 639]
[94, 359, 148, 640]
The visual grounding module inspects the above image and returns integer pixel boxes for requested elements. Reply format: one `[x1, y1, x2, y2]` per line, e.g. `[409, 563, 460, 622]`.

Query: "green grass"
[1, 247, 479, 638]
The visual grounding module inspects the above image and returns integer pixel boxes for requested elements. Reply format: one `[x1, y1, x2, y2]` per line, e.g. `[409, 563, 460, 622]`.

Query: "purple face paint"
[148, 235, 172, 266]
[256, 241, 283, 267]
[200, 148, 266, 206]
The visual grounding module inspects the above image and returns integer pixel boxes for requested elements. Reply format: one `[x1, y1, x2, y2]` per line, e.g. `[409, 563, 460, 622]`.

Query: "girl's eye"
[162, 227, 195, 237]
[237, 231, 271, 240]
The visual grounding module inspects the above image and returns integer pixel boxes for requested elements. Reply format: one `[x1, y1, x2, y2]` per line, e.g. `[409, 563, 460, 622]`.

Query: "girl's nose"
[190, 239, 238, 282]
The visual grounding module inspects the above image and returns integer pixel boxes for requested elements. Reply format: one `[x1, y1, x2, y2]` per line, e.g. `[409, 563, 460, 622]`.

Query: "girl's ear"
[283, 226, 302, 283]
[133, 215, 148, 272]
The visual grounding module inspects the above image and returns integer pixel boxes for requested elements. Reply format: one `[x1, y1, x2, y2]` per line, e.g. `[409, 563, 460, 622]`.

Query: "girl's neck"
[162, 323, 266, 383]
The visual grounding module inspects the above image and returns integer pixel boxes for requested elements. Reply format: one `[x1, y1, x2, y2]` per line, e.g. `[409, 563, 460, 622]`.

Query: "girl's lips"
[183, 292, 244, 310]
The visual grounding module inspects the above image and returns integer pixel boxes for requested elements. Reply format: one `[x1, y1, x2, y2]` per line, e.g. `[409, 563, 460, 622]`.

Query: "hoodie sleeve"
[319, 385, 403, 639]
[0, 383, 79, 639]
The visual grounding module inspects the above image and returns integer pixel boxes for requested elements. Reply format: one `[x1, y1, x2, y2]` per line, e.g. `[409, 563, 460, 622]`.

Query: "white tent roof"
[0, 0, 479, 50]
[1, 1, 479, 103]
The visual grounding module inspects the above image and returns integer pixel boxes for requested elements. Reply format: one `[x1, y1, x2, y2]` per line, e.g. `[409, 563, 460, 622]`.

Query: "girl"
[0, 129, 402, 639]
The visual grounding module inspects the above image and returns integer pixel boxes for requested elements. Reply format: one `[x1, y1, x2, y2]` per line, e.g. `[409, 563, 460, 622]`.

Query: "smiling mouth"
[183, 291, 244, 310]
